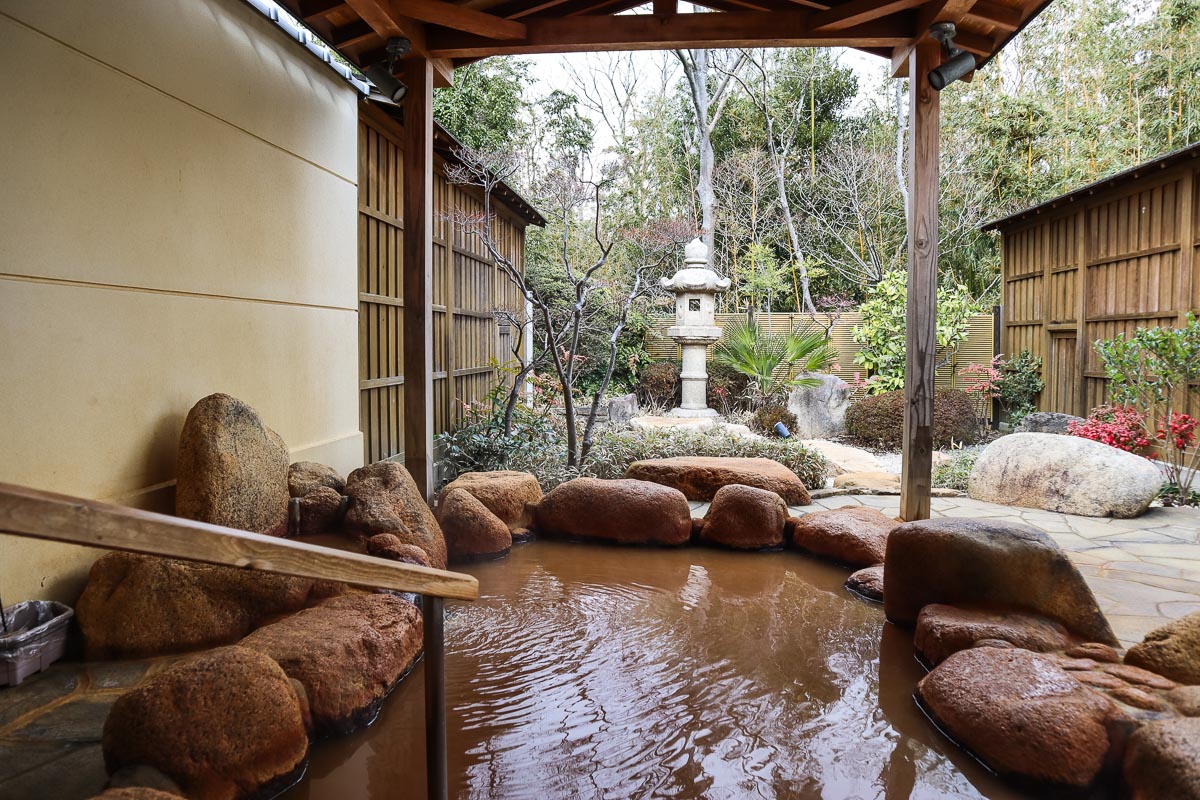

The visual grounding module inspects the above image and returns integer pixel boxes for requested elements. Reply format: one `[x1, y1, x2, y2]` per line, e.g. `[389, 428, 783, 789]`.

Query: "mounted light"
[365, 37, 411, 104]
[927, 22, 976, 91]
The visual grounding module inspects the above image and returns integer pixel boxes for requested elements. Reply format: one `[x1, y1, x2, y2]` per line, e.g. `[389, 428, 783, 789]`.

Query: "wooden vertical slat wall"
[998, 155, 1200, 423]
[358, 104, 530, 465]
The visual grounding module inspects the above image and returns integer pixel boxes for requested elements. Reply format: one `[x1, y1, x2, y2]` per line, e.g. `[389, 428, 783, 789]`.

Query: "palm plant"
[713, 319, 837, 405]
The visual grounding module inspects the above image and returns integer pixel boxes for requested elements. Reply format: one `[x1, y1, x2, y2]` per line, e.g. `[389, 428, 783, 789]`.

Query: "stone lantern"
[661, 238, 730, 417]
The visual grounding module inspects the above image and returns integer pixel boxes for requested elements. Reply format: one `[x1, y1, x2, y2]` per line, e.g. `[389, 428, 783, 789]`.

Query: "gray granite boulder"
[968, 432, 1163, 518]
[787, 373, 851, 439]
[1015, 411, 1085, 435]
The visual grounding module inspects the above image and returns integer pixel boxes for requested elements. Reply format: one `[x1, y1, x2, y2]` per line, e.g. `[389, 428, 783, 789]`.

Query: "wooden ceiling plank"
[396, 0, 528, 38]
[965, 0, 1022, 31]
[332, 19, 380, 47]
[810, 0, 925, 32]
[300, 0, 348, 22]
[427, 13, 913, 57]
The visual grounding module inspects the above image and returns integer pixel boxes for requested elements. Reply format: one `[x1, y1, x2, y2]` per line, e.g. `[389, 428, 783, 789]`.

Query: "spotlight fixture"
[926, 22, 976, 91]
[365, 37, 412, 104]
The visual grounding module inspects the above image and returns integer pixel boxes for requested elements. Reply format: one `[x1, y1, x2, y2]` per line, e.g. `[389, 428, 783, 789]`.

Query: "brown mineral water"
[286, 541, 1025, 800]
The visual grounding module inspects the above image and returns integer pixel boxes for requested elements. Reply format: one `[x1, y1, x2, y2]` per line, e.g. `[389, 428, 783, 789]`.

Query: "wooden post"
[402, 57, 436, 499]
[424, 596, 447, 800]
[900, 40, 941, 522]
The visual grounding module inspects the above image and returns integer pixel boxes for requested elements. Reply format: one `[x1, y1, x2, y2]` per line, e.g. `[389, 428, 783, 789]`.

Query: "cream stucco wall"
[0, 0, 363, 603]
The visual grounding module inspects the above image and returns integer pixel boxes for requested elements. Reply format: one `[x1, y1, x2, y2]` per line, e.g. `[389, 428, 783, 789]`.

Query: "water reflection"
[288, 541, 1025, 800]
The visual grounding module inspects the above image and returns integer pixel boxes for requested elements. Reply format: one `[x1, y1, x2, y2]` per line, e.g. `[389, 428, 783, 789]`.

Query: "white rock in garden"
[801, 440, 885, 477]
[787, 374, 851, 439]
[968, 432, 1164, 518]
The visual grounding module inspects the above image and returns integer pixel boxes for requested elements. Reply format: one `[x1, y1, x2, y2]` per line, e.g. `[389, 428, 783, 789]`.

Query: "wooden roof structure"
[282, 0, 1052, 84]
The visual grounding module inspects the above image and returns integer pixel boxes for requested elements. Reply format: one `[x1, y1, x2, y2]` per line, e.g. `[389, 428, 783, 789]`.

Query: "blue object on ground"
[774, 422, 792, 438]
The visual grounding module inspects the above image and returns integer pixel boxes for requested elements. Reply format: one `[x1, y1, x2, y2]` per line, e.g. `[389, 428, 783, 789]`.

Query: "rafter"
[965, 0, 1023, 31]
[809, 0, 924, 32]
[427, 12, 912, 57]
[397, 0, 528, 37]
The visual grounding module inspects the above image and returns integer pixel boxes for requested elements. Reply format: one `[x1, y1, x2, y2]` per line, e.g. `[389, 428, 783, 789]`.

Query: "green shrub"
[752, 404, 798, 436]
[583, 427, 828, 490]
[845, 388, 980, 449]
[438, 401, 580, 491]
[638, 361, 680, 408]
[706, 360, 751, 413]
[932, 448, 980, 492]
[998, 349, 1044, 425]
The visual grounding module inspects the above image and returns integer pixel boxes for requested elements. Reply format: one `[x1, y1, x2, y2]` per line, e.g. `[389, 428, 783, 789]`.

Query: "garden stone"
[76, 552, 344, 659]
[344, 461, 448, 569]
[790, 506, 898, 567]
[968, 432, 1163, 518]
[240, 593, 423, 735]
[915, 604, 1079, 666]
[436, 488, 512, 562]
[87, 789, 184, 800]
[102, 646, 309, 800]
[287, 461, 345, 496]
[884, 517, 1118, 645]
[787, 374, 851, 439]
[288, 461, 348, 535]
[801, 440, 884, 476]
[1123, 718, 1200, 799]
[436, 470, 542, 532]
[699, 484, 787, 550]
[175, 393, 290, 536]
[607, 393, 639, 424]
[832, 471, 899, 491]
[366, 533, 431, 567]
[1015, 411, 1085, 435]
[845, 565, 884, 602]
[534, 477, 692, 545]
[1124, 612, 1200, 685]
[917, 647, 1127, 789]
[625, 456, 810, 505]
[1166, 686, 1200, 716]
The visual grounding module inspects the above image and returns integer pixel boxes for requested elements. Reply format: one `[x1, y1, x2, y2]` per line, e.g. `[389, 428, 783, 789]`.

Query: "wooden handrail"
[0, 482, 479, 601]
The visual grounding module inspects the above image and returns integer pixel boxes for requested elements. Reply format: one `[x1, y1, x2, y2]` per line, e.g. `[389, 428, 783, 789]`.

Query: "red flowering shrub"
[1067, 405, 1153, 455]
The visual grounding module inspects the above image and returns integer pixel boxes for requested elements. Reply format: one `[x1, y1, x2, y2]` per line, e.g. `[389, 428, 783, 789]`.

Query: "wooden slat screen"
[358, 105, 529, 465]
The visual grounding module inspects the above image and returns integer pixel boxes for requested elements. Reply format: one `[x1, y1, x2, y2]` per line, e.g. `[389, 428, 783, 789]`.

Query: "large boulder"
[699, 484, 787, 550]
[786, 374, 851, 439]
[436, 488, 512, 562]
[884, 518, 1117, 645]
[175, 393, 290, 536]
[968, 432, 1163, 518]
[1016, 411, 1085, 435]
[435, 470, 542, 532]
[790, 506, 898, 567]
[102, 646, 309, 800]
[1124, 718, 1200, 799]
[915, 604, 1079, 666]
[287, 462, 347, 536]
[344, 461, 447, 569]
[917, 647, 1127, 788]
[624, 456, 810, 505]
[240, 593, 423, 735]
[1125, 612, 1200, 686]
[533, 478, 692, 545]
[76, 552, 344, 659]
[287, 461, 345, 496]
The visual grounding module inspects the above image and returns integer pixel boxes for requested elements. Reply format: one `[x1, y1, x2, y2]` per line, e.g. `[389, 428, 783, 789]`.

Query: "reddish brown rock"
[1073, 670, 1128, 690]
[845, 565, 884, 602]
[884, 518, 1117, 645]
[436, 487, 513, 562]
[86, 790, 183, 800]
[1124, 718, 1200, 799]
[1066, 643, 1122, 663]
[624, 456, 811, 505]
[102, 647, 308, 800]
[533, 478, 692, 546]
[915, 604, 1079, 666]
[367, 533, 431, 567]
[1166, 686, 1200, 717]
[344, 461, 447, 569]
[1125, 612, 1200, 686]
[76, 552, 343, 659]
[436, 471, 543, 531]
[790, 507, 899, 567]
[240, 593, 422, 735]
[1097, 662, 1178, 690]
[699, 484, 787, 550]
[917, 647, 1126, 788]
[175, 393, 290, 536]
[288, 461, 345, 497]
[1110, 686, 1168, 712]
[293, 486, 346, 536]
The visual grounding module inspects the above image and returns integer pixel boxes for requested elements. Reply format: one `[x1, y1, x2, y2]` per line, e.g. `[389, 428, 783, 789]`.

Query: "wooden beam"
[653, 0, 676, 14]
[890, 0, 978, 76]
[965, 0, 1022, 31]
[395, 0, 527, 38]
[427, 13, 912, 57]
[0, 482, 478, 601]
[809, 0, 923, 32]
[346, 0, 429, 51]
[900, 39, 941, 523]
[402, 57, 436, 500]
[333, 19, 380, 48]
